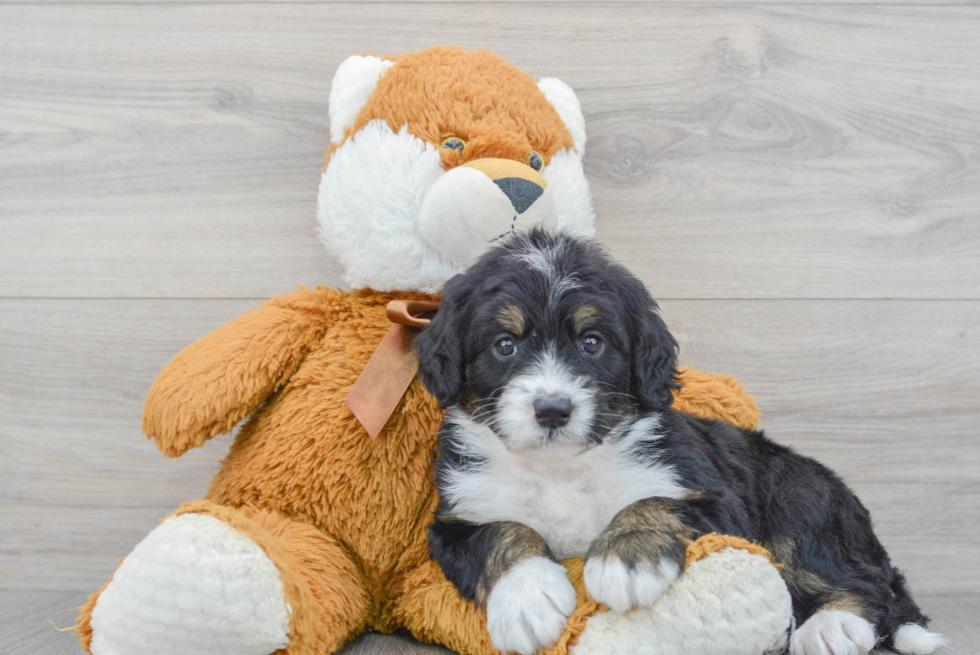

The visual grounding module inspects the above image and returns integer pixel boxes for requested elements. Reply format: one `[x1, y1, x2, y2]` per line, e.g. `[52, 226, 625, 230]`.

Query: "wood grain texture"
[1, 298, 977, 595]
[2, 4, 979, 298]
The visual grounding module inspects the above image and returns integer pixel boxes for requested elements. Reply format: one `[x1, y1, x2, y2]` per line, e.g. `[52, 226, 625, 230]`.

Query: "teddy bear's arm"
[673, 366, 762, 431]
[143, 288, 344, 457]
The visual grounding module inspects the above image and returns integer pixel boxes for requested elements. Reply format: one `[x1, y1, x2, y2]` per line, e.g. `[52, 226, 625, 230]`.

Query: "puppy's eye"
[494, 337, 518, 358]
[441, 137, 466, 152]
[581, 334, 604, 356]
[528, 151, 543, 171]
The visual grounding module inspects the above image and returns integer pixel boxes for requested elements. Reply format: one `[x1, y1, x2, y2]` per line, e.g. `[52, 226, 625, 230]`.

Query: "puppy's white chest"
[444, 426, 685, 559]
[495, 462, 611, 558]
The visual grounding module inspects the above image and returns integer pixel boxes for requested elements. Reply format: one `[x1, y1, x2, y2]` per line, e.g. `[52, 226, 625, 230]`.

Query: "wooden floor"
[1, 2, 978, 654]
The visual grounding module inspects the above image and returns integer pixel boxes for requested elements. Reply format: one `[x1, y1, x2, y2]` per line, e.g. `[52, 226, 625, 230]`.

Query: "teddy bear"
[75, 47, 792, 655]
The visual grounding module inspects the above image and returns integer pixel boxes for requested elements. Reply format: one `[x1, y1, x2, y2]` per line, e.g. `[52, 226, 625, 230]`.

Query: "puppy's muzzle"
[533, 394, 572, 429]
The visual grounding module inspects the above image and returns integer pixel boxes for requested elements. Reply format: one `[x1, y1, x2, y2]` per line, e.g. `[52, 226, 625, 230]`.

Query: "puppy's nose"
[494, 177, 544, 214]
[533, 396, 572, 429]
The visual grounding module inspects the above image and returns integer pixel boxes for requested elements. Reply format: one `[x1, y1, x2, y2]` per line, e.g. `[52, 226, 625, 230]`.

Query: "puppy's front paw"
[486, 557, 576, 655]
[584, 522, 685, 612]
[583, 553, 680, 612]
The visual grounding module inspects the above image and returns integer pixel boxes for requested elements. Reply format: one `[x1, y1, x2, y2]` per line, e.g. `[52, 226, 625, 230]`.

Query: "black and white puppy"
[414, 231, 945, 655]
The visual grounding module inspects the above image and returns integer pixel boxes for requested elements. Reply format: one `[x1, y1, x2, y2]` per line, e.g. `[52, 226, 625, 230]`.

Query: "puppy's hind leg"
[788, 590, 945, 655]
[885, 573, 946, 655]
[781, 566, 945, 655]
[892, 624, 948, 655]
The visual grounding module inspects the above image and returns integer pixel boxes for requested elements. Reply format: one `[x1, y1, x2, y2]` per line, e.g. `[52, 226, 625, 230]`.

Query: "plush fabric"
[334, 47, 577, 170]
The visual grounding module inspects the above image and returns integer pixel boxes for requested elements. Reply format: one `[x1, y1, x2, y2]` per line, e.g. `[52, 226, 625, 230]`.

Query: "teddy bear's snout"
[460, 157, 548, 215]
[416, 157, 557, 268]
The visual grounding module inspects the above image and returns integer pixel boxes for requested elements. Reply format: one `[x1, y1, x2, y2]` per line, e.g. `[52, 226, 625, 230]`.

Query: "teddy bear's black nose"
[495, 177, 544, 214]
[533, 395, 572, 429]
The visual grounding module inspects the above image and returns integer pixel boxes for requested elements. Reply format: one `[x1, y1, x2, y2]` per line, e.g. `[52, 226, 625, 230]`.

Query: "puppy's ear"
[414, 277, 469, 408]
[627, 283, 680, 411]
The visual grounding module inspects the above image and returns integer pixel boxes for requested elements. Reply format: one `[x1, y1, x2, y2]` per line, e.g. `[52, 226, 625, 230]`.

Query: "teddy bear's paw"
[89, 513, 290, 655]
[765, 620, 794, 655]
[789, 611, 877, 655]
[583, 554, 680, 613]
[485, 556, 576, 655]
[572, 547, 793, 655]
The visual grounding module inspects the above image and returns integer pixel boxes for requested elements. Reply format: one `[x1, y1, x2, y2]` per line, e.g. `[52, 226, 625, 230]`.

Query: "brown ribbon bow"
[344, 299, 440, 439]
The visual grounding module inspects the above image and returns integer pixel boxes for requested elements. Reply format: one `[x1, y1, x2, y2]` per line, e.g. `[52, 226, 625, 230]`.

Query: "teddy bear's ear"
[329, 55, 395, 146]
[538, 77, 586, 153]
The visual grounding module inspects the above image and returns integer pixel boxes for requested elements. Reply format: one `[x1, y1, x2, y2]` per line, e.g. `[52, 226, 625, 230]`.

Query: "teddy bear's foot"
[87, 512, 290, 655]
[572, 546, 793, 655]
[80, 501, 372, 655]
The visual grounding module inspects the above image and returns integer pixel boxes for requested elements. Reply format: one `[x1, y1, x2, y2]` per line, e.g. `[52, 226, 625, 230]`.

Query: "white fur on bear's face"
[318, 120, 460, 293]
[319, 106, 595, 292]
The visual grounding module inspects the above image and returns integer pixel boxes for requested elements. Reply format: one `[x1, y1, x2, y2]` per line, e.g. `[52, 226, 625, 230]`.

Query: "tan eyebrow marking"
[495, 303, 526, 335]
[573, 304, 600, 333]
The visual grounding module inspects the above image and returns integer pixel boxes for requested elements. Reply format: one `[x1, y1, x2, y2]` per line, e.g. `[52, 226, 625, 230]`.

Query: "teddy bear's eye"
[441, 137, 466, 152]
[528, 151, 544, 171]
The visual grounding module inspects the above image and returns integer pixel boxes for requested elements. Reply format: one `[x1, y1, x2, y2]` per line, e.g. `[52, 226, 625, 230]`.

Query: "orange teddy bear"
[76, 47, 791, 655]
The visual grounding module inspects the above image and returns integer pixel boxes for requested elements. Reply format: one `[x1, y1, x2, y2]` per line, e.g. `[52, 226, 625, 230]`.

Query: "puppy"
[414, 231, 944, 655]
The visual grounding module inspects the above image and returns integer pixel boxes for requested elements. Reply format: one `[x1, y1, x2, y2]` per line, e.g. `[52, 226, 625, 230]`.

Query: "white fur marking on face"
[442, 413, 686, 559]
[514, 239, 582, 305]
[893, 624, 947, 655]
[328, 56, 395, 145]
[584, 555, 680, 613]
[318, 120, 460, 292]
[790, 610, 877, 655]
[516, 237, 565, 278]
[496, 348, 594, 453]
[486, 556, 576, 655]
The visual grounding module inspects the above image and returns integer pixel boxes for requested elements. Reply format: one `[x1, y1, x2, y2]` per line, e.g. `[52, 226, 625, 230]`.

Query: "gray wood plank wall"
[1, 2, 977, 653]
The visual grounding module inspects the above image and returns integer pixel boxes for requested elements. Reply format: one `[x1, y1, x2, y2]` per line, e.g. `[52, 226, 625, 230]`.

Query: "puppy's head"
[415, 230, 679, 457]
